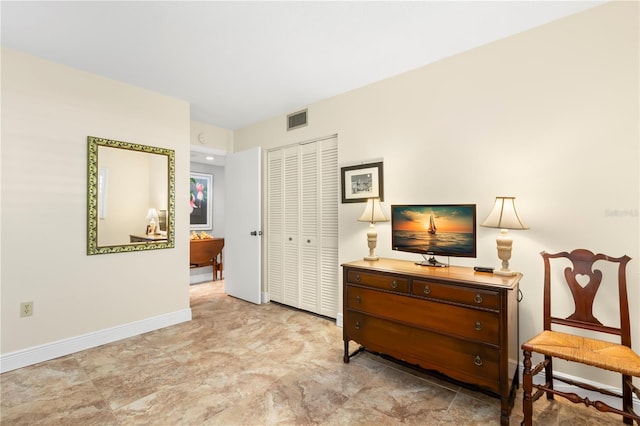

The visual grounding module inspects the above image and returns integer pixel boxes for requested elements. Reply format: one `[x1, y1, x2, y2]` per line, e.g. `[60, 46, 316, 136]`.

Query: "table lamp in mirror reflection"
[146, 208, 159, 235]
[481, 196, 528, 276]
[358, 198, 388, 261]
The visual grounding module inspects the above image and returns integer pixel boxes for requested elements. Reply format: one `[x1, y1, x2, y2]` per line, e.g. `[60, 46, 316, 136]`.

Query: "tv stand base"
[416, 255, 448, 267]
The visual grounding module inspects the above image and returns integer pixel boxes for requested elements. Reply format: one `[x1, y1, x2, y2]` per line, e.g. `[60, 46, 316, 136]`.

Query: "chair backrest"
[190, 238, 224, 267]
[542, 249, 632, 347]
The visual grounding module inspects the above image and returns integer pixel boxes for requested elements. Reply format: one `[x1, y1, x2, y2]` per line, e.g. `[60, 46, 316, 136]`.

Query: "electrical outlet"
[20, 302, 33, 317]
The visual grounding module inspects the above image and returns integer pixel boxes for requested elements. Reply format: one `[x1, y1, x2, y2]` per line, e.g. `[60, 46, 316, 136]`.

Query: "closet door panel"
[319, 138, 339, 317]
[300, 143, 319, 312]
[283, 146, 300, 307]
[267, 150, 284, 303]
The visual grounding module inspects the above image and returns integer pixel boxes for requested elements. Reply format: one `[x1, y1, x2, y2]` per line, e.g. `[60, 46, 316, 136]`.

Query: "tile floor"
[1, 280, 623, 425]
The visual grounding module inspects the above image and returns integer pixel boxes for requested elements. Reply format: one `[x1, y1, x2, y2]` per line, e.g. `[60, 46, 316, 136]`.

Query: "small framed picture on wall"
[341, 161, 384, 203]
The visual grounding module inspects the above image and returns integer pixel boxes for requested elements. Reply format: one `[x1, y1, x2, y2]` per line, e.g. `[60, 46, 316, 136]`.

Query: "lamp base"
[364, 255, 380, 261]
[494, 269, 517, 276]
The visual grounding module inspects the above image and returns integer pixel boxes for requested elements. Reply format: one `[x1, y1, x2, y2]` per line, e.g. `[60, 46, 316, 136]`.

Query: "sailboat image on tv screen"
[428, 214, 437, 234]
[391, 204, 477, 267]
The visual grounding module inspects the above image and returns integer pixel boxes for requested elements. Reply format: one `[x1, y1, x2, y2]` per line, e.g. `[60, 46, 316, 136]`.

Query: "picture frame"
[341, 161, 384, 203]
[190, 172, 213, 230]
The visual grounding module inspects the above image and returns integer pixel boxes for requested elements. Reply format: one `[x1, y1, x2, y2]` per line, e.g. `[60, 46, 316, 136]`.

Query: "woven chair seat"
[524, 330, 640, 377]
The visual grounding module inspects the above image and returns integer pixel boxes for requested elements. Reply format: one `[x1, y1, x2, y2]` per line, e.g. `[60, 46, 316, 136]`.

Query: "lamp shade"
[481, 197, 528, 230]
[358, 198, 388, 224]
[146, 208, 159, 221]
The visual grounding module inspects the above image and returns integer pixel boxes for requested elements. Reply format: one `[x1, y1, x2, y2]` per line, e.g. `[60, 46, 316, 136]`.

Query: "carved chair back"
[542, 249, 632, 347]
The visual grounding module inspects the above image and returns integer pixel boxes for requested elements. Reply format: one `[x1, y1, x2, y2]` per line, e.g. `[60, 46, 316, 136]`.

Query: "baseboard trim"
[336, 313, 343, 328]
[189, 268, 213, 284]
[528, 367, 640, 414]
[0, 308, 192, 373]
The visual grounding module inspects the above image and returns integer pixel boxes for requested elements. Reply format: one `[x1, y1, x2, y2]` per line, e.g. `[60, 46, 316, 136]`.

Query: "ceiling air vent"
[287, 109, 308, 131]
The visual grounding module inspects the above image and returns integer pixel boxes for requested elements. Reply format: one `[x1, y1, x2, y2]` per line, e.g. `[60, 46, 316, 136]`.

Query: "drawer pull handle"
[390, 280, 398, 289]
[474, 356, 483, 366]
[474, 294, 483, 304]
[355, 296, 361, 303]
[423, 286, 431, 295]
[474, 321, 483, 331]
[307, 239, 311, 243]
[355, 321, 361, 330]
[355, 274, 361, 283]
[288, 237, 292, 241]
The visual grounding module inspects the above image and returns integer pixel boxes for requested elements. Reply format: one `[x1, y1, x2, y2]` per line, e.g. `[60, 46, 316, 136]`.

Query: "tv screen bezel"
[391, 204, 477, 259]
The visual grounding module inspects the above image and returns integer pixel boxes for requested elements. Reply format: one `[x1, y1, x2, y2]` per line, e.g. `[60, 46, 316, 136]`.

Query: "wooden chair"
[521, 249, 639, 425]
[189, 238, 224, 280]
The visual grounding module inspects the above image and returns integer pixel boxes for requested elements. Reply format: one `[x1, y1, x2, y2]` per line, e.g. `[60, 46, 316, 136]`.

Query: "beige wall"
[235, 2, 639, 387]
[190, 120, 233, 152]
[1, 49, 192, 358]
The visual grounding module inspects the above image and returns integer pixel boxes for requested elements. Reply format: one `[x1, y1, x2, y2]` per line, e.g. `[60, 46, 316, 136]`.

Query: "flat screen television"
[391, 204, 477, 267]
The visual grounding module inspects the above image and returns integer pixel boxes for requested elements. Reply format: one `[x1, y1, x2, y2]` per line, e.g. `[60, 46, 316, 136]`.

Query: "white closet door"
[282, 146, 300, 307]
[266, 136, 338, 318]
[266, 149, 284, 303]
[300, 142, 319, 312]
[318, 138, 339, 317]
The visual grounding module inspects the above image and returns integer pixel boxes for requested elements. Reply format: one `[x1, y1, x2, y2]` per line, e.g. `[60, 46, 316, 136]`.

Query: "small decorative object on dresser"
[342, 258, 521, 426]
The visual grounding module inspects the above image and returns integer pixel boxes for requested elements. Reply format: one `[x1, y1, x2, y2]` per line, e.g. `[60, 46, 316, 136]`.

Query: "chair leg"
[521, 350, 534, 426]
[544, 355, 554, 400]
[622, 375, 633, 425]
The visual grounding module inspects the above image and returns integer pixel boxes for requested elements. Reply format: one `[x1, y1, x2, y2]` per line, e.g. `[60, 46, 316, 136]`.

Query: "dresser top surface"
[342, 258, 521, 290]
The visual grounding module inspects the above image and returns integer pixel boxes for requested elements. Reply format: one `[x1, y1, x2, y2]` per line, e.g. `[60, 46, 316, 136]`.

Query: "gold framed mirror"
[87, 136, 175, 255]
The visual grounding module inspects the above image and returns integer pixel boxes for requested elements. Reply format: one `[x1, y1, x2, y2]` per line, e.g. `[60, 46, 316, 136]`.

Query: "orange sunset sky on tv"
[393, 208, 474, 233]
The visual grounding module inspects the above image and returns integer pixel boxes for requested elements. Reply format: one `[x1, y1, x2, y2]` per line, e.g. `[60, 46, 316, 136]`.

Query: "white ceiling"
[2, 1, 603, 132]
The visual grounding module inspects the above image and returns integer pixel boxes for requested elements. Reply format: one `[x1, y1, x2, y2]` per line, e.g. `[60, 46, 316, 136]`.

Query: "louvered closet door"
[266, 149, 284, 303]
[299, 138, 339, 316]
[318, 138, 338, 317]
[282, 146, 300, 306]
[266, 137, 338, 318]
[300, 143, 319, 312]
[267, 146, 300, 306]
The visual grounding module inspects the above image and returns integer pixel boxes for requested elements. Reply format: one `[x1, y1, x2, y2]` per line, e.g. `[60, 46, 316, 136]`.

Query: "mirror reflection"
[87, 136, 175, 255]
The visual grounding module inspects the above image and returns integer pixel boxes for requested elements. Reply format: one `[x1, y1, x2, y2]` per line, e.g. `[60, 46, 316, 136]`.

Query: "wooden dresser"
[129, 233, 167, 243]
[342, 258, 521, 425]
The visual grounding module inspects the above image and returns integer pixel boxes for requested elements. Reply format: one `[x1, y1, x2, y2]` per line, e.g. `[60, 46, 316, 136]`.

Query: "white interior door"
[224, 147, 262, 304]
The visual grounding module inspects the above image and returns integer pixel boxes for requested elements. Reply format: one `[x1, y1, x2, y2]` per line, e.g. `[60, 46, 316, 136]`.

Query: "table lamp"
[358, 197, 388, 261]
[146, 208, 159, 235]
[481, 196, 528, 276]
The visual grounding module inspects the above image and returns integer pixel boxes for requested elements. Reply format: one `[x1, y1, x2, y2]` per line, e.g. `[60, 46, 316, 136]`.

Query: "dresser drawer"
[346, 286, 499, 344]
[412, 279, 499, 310]
[345, 311, 500, 392]
[346, 269, 409, 293]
